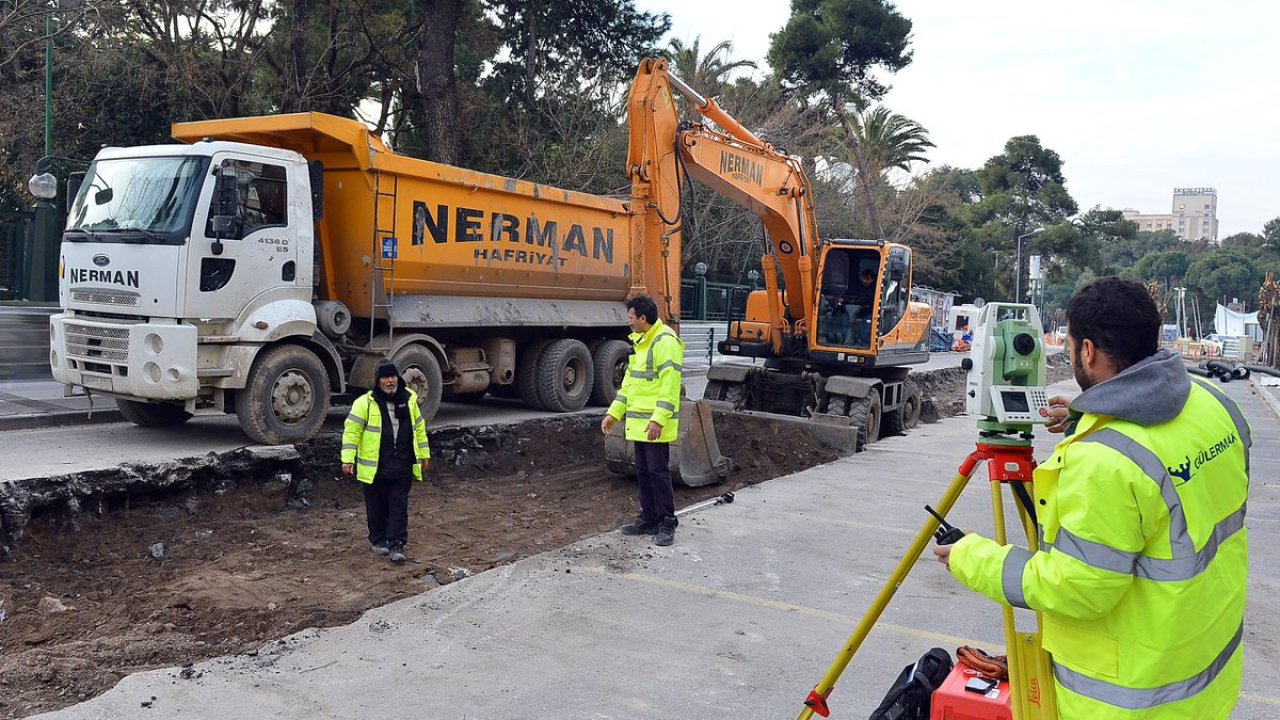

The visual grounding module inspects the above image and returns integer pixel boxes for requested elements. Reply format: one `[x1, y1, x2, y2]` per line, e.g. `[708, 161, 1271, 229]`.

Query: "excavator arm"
[627, 57, 820, 352]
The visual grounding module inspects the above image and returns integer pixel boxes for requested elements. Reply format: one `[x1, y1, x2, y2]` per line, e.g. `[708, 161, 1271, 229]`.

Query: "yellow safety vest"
[341, 389, 431, 483]
[607, 319, 684, 443]
[951, 378, 1250, 719]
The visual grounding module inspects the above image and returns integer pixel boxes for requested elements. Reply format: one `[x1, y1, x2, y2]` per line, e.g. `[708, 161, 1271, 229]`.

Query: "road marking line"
[582, 565, 1003, 652]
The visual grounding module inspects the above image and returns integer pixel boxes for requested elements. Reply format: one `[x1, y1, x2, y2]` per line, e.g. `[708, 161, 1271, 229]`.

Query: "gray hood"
[1071, 348, 1190, 427]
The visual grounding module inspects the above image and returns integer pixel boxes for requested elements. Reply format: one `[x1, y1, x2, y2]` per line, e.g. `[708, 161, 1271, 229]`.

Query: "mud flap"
[604, 400, 733, 487]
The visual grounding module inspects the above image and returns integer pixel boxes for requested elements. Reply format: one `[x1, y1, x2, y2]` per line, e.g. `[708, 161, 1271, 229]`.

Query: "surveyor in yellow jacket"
[342, 359, 431, 563]
[934, 277, 1250, 719]
[601, 295, 685, 546]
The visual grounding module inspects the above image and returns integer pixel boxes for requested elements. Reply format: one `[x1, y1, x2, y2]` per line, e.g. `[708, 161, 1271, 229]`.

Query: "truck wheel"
[236, 344, 330, 445]
[393, 345, 444, 422]
[590, 340, 631, 406]
[116, 399, 192, 427]
[518, 339, 553, 411]
[537, 339, 594, 412]
[847, 392, 883, 446]
[881, 382, 921, 436]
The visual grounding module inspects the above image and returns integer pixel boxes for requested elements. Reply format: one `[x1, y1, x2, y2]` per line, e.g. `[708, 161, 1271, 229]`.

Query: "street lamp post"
[694, 261, 708, 321]
[1015, 228, 1045, 304]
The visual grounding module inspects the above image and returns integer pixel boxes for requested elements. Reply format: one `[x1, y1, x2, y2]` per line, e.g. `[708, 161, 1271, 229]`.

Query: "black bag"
[867, 647, 953, 720]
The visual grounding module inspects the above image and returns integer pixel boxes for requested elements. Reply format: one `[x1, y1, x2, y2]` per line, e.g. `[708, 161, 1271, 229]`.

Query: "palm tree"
[665, 37, 757, 100]
[848, 106, 935, 181]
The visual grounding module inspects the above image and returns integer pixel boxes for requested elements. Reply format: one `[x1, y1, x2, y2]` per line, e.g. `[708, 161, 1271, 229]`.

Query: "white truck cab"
[50, 140, 340, 443]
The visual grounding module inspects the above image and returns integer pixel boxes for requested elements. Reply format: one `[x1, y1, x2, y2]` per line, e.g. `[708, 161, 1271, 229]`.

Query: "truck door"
[183, 157, 296, 320]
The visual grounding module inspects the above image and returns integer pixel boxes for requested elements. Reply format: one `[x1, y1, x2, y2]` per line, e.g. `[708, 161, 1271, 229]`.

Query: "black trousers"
[634, 441, 676, 526]
[363, 474, 413, 547]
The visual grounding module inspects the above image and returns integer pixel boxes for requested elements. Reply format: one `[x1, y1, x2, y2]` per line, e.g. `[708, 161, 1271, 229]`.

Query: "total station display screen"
[1000, 390, 1030, 413]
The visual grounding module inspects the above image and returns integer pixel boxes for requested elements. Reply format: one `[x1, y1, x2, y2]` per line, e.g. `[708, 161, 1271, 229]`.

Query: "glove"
[956, 646, 1008, 680]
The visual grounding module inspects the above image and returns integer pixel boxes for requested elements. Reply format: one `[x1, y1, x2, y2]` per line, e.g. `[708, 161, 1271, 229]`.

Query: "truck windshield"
[65, 156, 209, 244]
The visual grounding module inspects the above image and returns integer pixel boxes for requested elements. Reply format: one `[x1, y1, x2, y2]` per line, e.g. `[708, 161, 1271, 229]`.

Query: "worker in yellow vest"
[934, 277, 1250, 719]
[342, 359, 431, 563]
[602, 295, 685, 547]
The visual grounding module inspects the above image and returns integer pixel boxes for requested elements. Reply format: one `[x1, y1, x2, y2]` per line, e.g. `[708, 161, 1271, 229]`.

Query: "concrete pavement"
[29, 375, 1280, 720]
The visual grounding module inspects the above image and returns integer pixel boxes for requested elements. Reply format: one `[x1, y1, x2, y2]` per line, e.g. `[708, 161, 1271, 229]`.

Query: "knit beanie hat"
[376, 359, 400, 380]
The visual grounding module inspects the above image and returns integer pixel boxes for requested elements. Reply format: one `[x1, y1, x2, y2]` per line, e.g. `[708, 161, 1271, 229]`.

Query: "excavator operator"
[840, 268, 877, 348]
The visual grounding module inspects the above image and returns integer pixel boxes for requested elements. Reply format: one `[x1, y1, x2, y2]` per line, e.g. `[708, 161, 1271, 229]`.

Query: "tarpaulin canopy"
[1214, 304, 1264, 341]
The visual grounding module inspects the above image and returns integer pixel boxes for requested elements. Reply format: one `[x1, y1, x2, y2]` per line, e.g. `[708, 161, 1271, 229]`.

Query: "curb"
[1248, 376, 1280, 422]
[0, 409, 124, 433]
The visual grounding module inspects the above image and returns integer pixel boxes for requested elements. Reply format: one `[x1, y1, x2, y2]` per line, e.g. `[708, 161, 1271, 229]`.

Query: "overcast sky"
[634, 0, 1278, 237]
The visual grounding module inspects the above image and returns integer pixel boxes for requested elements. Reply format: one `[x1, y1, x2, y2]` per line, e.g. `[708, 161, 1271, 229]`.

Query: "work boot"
[371, 543, 390, 556]
[654, 517, 677, 547]
[620, 516, 659, 536]
[388, 543, 406, 563]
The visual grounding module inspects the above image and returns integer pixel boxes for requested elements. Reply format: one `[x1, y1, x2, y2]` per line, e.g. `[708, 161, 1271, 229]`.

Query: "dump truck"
[620, 58, 934, 448]
[48, 108, 732, 468]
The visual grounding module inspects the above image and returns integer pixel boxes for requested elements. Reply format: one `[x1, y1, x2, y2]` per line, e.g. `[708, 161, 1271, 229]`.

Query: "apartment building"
[1122, 187, 1218, 241]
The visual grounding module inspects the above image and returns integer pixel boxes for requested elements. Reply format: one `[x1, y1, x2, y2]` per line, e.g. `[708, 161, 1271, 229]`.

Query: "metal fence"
[0, 210, 34, 301]
[680, 279, 752, 322]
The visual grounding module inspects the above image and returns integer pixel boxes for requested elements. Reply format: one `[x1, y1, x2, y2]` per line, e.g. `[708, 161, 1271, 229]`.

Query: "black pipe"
[1243, 364, 1280, 378]
[1187, 366, 1213, 377]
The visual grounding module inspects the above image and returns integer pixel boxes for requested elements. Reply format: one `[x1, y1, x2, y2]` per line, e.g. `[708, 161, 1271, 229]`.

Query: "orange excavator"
[625, 58, 934, 444]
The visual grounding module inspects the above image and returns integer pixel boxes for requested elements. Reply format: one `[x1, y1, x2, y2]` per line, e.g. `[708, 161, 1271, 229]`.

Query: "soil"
[0, 359, 1072, 718]
[0, 413, 841, 718]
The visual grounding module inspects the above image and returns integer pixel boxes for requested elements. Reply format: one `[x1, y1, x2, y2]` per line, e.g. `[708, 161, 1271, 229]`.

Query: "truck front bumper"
[49, 314, 199, 400]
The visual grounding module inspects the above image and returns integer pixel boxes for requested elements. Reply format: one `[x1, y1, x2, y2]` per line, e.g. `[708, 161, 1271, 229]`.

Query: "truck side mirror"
[210, 170, 240, 255]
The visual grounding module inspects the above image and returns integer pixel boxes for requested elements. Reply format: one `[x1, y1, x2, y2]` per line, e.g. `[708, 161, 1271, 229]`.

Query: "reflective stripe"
[625, 410, 679, 420]
[630, 370, 658, 380]
[1053, 622, 1242, 709]
[341, 443, 357, 453]
[1074, 427, 1246, 582]
[615, 394, 628, 404]
[1191, 378, 1252, 474]
[417, 444, 430, 454]
[1080, 429, 1192, 556]
[656, 400, 676, 412]
[345, 413, 367, 428]
[1002, 546, 1032, 609]
[414, 416, 424, 427]
[655, 360, 682, 373]
[1133, 503, 1246, 581]
[1050, 526, 1138, 575]
[356, 457, 378, 468]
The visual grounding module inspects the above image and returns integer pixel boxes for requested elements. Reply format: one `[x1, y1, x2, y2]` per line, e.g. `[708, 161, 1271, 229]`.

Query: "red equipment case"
[930, 662, 1013, 720]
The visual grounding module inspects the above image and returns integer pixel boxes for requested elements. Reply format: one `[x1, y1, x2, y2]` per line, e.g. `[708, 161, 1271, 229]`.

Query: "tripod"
[797, 435, 1058, 720]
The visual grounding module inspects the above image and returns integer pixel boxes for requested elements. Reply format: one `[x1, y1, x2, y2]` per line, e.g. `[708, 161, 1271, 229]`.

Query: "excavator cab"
[816, 245, 882, 352]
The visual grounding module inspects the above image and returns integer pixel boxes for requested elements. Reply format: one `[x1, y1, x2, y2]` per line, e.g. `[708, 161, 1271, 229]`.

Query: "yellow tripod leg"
[796, 466, 974, 720]
[1001, 483, 1059, 720]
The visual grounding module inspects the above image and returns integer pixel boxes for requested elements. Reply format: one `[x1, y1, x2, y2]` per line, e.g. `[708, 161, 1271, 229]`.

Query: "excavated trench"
[0, 361, 1068, 718]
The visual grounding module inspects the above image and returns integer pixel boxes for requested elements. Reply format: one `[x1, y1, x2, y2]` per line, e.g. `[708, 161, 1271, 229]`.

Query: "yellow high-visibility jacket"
[607, 318, 684, 443]
[951, 350, 1250, 719]
[341, 389, 430, 483]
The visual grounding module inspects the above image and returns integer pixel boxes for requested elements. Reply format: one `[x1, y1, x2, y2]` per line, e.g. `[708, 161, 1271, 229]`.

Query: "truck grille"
[72, 289, 140, 307]
[65, 322, 132, 364]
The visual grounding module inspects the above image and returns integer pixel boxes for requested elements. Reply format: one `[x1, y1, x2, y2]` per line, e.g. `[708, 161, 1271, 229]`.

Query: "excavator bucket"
[604, 400, 732, 487]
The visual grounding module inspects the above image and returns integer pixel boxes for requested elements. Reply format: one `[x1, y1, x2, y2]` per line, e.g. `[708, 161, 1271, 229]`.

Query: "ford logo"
[92, 254, 110, 267]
